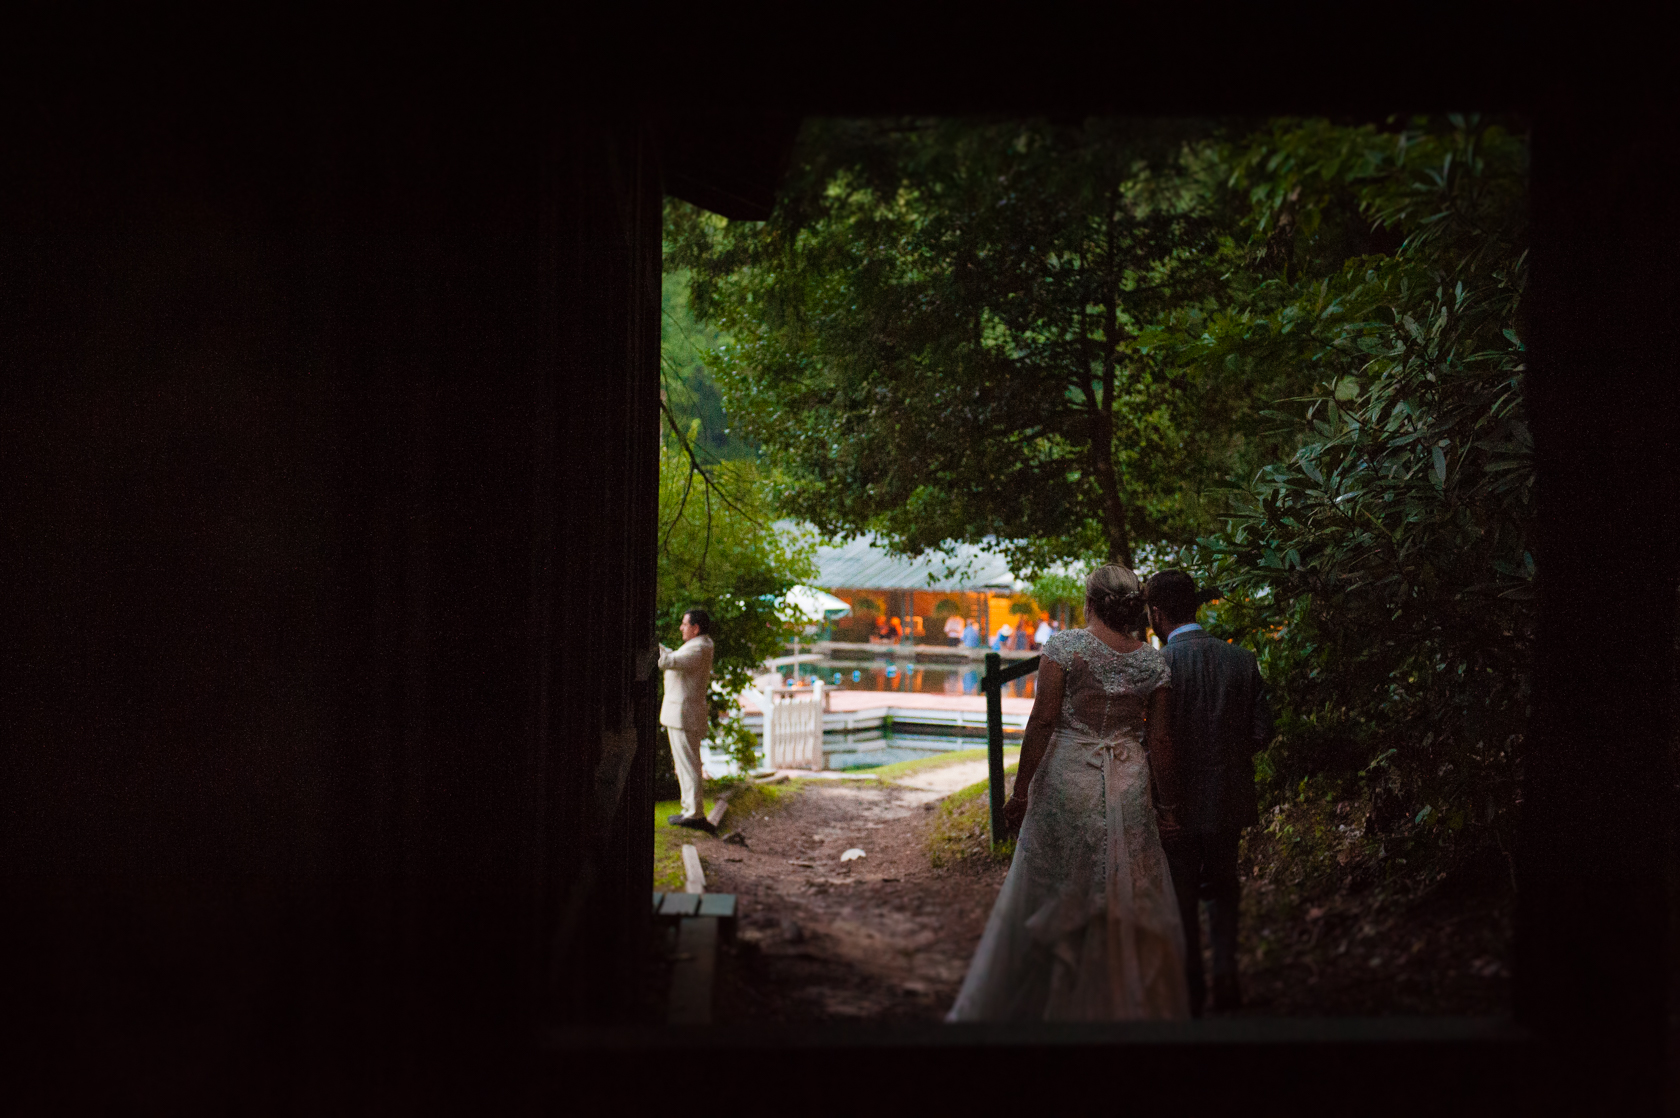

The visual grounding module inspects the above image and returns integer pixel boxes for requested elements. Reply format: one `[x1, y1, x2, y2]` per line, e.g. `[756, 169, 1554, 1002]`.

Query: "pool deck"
[800, 640, 1041, 663]
[737, 688, 1034, 735]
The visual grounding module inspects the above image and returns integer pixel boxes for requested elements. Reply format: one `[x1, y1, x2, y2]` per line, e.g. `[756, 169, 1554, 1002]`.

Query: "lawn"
[866, 746, 1021, 783]
[925, 767, 1019, 867]
[652, 778, 800, 891]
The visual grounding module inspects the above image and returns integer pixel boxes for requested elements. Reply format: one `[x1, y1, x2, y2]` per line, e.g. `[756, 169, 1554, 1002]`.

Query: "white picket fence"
[762, 680, 826, 771]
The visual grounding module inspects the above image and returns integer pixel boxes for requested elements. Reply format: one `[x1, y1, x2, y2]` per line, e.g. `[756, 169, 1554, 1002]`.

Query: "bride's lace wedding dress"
[947, 629, 1191, 1022]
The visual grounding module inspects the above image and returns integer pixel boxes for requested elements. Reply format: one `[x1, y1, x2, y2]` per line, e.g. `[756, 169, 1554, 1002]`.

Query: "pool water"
[823, 731, 1007, 770]
[774, 657, 1036, 699]
[702, 730, 1001, 777]
[702, 654, 1035, 776]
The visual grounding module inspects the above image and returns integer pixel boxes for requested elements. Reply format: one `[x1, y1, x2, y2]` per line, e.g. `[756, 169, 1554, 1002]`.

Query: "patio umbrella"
[784, 585, 852, 623]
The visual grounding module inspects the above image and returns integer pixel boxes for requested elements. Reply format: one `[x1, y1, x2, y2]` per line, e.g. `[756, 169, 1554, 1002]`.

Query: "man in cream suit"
[660, 608, 716, 833]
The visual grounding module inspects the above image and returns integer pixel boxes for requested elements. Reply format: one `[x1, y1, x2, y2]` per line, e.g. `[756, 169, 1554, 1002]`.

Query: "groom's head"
[1146, 570, 1198, 635]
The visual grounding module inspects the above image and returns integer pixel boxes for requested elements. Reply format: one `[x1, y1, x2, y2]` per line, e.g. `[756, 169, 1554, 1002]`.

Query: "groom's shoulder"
[1204, 633, 1259, 673]
[1168, 630, 1256, 665]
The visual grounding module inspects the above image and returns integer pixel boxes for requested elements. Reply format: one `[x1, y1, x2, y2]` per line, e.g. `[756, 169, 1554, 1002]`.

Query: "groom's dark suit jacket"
[1156, 628, 1274, 835]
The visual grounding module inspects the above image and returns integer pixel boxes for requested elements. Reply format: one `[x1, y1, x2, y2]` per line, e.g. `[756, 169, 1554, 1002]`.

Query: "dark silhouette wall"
[0, 10, 1673, 1113]
[2, 20, 666, 1107]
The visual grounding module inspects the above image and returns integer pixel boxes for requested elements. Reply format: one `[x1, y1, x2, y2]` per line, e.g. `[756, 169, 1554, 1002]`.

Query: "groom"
[660, 607, 717, 834]
[1146, 570, 1274, 1015]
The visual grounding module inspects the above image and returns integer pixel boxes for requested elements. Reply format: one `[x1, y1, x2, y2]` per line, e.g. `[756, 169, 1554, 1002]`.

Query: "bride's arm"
[1003, 659, 1064, 828]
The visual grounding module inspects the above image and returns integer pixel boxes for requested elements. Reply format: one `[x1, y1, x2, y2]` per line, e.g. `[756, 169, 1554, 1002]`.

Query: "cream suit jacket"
[658, 635, 714, 735]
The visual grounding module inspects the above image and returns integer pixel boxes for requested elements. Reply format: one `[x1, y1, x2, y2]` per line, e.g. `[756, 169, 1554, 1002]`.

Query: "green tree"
[656, 431, 816, 773]
[1027, 570, 1086, 627]
[666, 114, 1533, 873]
[662, 269, 759, 463]
[1166, 115, 1531, 847]
[666, 117, 1293, 573]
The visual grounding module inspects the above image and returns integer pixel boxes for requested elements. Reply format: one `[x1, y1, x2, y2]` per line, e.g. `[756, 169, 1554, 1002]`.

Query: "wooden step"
[657, 892, 700, 917]
[667, 916, 719, 1026]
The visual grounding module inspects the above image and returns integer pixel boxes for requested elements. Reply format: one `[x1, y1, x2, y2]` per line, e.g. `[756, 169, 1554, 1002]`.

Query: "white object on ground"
[840, 848, 866, 862]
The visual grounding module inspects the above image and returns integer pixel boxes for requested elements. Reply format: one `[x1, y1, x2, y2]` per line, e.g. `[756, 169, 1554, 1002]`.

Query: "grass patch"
[653, 778, 799, 891]
[869, 746, 1021, 783]
[713, 780, 796, 832]
[925, 767, 1018, 867]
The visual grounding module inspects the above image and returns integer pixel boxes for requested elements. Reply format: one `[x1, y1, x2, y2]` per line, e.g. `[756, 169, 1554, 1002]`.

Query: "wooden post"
[984, 652, 1005, 845]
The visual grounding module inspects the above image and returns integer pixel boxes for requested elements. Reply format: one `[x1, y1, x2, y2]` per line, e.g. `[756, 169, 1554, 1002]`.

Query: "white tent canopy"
[784, 584, 852, 623]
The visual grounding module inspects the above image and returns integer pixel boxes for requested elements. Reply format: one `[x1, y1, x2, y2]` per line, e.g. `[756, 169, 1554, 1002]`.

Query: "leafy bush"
[1165, 116, 1531, 852]
[657, 434, 817, 775]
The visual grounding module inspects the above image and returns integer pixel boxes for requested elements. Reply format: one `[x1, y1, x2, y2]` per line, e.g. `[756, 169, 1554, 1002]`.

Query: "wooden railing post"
[984, 652, 1005, 845]
[983, 652, 1041, 847]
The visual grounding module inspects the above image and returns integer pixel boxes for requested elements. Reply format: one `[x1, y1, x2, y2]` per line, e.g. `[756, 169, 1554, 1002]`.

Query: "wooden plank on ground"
[667, 915, 718, 1025]
[682, 843, 705, 894]
[705, 790, 733, 828]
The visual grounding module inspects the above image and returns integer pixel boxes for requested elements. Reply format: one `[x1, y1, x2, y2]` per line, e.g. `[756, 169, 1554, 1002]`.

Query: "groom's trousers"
[665, 725, 706, 819]
[1162, 828, 1243, 1015]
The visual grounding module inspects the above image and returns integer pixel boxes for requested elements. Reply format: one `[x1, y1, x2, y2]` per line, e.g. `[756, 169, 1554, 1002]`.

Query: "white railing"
[762, 680, 825, 771]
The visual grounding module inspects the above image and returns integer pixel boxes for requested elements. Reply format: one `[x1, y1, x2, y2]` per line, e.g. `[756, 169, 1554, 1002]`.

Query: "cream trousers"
[665, 725, 705, 818]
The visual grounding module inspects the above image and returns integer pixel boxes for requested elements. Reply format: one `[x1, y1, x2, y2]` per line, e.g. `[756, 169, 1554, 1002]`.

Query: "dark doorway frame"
[1, 11, 1670, 1113]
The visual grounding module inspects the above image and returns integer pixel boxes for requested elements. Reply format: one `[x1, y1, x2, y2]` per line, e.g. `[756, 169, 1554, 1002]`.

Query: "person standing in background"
[963, 619, 982, 648]
[660, 608, 717, 834]
[945, 613, 966, 646]
[1034, 617, 1053, 650]
[990, 623, 1012, 651]
[1144, 570, 1273, 1014]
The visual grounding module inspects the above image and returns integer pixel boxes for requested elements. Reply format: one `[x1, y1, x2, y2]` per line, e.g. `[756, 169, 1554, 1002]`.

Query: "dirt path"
[670, 759, 1512, 1023]
[695, 771, 1008, 1022]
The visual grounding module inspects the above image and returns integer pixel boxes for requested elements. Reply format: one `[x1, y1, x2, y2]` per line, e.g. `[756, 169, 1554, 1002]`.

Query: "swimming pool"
[771, 656, 1037, 699]
[702, 726, 1009, 776]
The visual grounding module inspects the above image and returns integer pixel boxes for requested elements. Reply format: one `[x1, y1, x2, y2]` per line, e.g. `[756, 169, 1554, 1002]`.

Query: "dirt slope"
[697, 774, 1008, 1022]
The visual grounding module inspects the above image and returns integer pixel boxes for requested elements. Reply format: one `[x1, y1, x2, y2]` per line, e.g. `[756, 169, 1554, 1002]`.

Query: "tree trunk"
[1089, 406, 1132, 567]
[1094, 455, 1132, 566]
[1092, 215, 1133, 569]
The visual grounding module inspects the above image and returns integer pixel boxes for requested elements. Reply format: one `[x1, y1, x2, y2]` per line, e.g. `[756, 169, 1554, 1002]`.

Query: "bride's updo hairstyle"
[1084, 564, 1147, 630]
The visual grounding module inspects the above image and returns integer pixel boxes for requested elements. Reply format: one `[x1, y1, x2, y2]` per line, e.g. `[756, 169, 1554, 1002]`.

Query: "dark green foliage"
[658, 260, 817, 777]
[662, 270, 761, 463]
[1027, 571, 1086, 624]
[1177, 116, 1531, 852]
[665, 118, 1287, 573]
[656, 434, 816, 776]
[671, 113, 1532, 884]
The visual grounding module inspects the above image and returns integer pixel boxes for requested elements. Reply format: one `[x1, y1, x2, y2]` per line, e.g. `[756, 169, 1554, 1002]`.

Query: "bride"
[947, 565, 1190, 1022]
